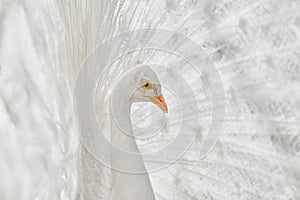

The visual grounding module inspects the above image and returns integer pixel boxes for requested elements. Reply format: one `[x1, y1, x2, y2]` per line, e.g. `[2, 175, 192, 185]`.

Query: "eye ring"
[141, 80, 152, 89]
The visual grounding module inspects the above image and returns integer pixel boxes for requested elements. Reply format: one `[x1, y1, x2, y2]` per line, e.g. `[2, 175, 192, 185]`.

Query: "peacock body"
[0, 0, 300, 199]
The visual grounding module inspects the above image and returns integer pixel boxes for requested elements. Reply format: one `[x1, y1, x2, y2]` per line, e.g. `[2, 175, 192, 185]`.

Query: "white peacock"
[109, 65, 168, 200]
[3, 1, 300, 200]
[73, 26, 223, 199]
[75, 59, 203, 199]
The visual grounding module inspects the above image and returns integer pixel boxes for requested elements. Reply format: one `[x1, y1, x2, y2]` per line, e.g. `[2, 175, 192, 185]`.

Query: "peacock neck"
[109, 78, 136, 151]
[109, 77, 155, 200]
[109, 92, 136, 153]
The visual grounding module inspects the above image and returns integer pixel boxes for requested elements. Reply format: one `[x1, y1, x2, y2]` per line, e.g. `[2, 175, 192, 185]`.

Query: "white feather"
[1, 0, 300, 200]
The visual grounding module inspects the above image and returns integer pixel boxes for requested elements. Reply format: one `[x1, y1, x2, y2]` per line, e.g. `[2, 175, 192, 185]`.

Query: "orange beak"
[150, 94, 168, 113]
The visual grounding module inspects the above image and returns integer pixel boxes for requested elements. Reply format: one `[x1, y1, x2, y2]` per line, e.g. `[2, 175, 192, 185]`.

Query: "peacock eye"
[142, 80, 152, 89]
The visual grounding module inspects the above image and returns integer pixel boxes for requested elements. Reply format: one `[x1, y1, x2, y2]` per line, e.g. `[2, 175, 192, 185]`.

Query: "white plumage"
[1, 0, 300, 200]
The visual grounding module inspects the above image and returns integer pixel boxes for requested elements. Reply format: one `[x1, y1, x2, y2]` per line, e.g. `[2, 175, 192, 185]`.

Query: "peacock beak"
[150, 94, 168, 113]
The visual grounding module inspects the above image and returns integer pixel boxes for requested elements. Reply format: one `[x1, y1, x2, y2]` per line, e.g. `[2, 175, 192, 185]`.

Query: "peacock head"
[129, 65, 168, 113]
